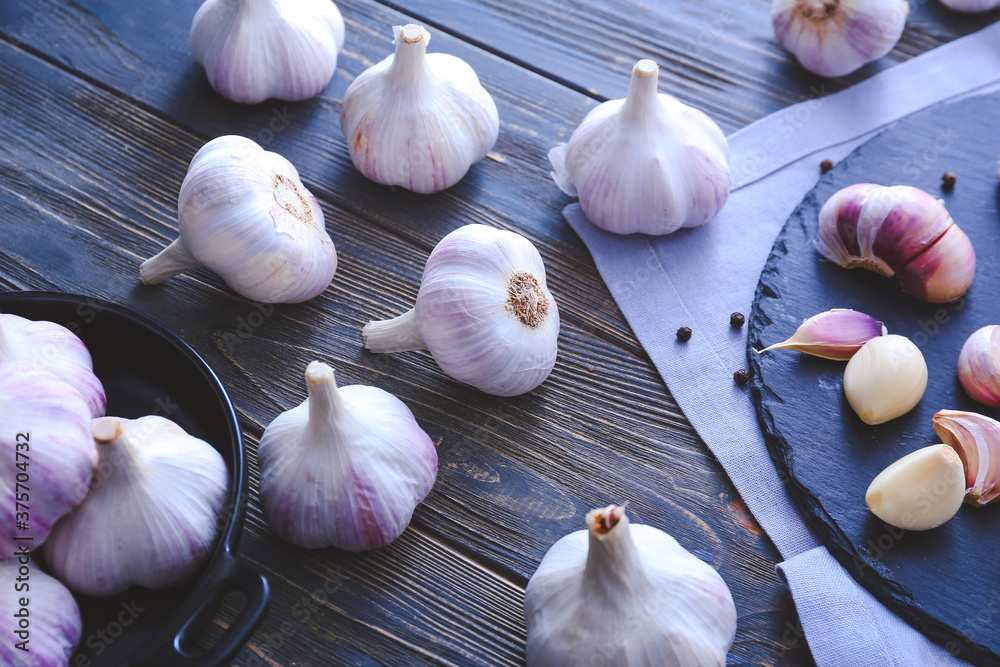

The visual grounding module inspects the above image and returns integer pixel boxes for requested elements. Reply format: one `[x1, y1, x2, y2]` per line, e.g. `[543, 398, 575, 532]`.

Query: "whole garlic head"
[866, 444, 965, 530]
[939, 0, 1000, 11]
[191, 0, 346, 104]
[549, 59, 730, 235]
[0, 560, 81, 664]
[843, 334, 927, 425]
[957, 325, 1000, 408]
[525, 505, 737, 666]
[340, 24, 499, 193]
[771, 0, 910, 78]
[45, 416, 229, 596]
[140, 135, 338, 303]
[258, 361, 438, 551]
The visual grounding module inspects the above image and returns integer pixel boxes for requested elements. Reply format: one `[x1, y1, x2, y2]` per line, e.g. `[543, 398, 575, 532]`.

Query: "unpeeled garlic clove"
[843, 334, 927, 425]
[933, 410, 1000, 506]
[816, 184, 975, 303]
[957, 325, 1000, 408]
[866, 444, 965, 530]
[758, 308, 886, 360]
[771, 0, 909, 78]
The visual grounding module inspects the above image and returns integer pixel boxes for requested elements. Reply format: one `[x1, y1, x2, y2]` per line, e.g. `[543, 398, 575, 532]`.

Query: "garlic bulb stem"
[92, 418, 148, 481]
[363, 308, 428, 354]
[305, 361, 347, 433]
[389, 25, 430, 84]
[584, 506, 647, 596]
[140, 239, 203, 285]
[620, 60, 658, 124]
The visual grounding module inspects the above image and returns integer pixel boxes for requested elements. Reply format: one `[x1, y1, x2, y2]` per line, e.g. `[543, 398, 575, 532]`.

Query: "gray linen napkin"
[564, 23, 1000, 666]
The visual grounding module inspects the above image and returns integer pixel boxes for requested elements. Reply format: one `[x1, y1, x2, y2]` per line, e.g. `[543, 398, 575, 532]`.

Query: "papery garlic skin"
[0, 362, 96, 557]
[550, 60, 730, 236]
[0, 560, 81, 665]
[939, 0, 1000, 11]
[363, 224, 559, 396]
[340, 24, 499, 193]
[191, 0, 345, 104]
[816, 184, 975, 303]
[258, 361, 437, 551]
[0, 312, 106, 418]
[933, 410, 1000, 506]
[525, 505, 737, 667]
[866, 444, 965, 530]
[771, 0, 909, 78]
[45, 416, 228, 596]
[140, 135, 337, 303]
[957, 326, 1000, 408]
[843, 334, 927, 425]
[758, 308, 886, 360]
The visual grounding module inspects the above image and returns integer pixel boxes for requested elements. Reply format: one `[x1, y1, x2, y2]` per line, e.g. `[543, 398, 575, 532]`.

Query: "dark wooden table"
[0, 1, 994, 664]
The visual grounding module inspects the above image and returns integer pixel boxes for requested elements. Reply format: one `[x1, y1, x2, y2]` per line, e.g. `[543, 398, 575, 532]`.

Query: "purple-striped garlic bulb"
[46, 416, 228, 596]
[933, 410, 1000, 506]
[0, 560, 81, 664]
[758, 308, 886, 360]
[340, 24, 499, 193]
[363, 224, 560, 396]
[258, 361, 438, 551]
[0, 311, 106, 418]
[816, 184, 975, 303]
[771, 0, 909, 78]
[0, 362, 96, 556]
[549, 59, 730, 235]
[958, 326, 1000, 408]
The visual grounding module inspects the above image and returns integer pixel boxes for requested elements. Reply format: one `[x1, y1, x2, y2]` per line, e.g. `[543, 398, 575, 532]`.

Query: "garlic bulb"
[816, 184, 975, 303]
[843, 334, 927, 425]
[939, 0, 1000, 11]
[191, 0, 345, 104]
[340, 24, 499, 193]
[0, 311, 106, 418]
[258, 361, 437, 551]
[525, 505, 737, 666]
[363, 224, 559, 396]
[957, 326, 1000, 408]
[0, 559, 81, 664]
[758, 308, 886, 360]
[933, 410, 1000, 506]
[549, 59, 730, 236]
[45, 416, 228, 596]
[865, 444, 965, 530]
[0, 362, 95, 557]
[771, 0, 909, 78]
[140, 135, 338, 303]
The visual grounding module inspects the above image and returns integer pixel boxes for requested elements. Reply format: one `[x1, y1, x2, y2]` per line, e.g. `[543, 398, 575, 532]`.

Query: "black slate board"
[749, 92, 1000, 665]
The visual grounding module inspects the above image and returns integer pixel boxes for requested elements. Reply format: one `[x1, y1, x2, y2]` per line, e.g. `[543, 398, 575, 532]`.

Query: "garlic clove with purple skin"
[758, 308, 886, 360]
[771, 0, 909, 78]
[362, 224, 559, 397]
[957, 326, 1000, 408]
[0, 311, 106, 418]
[816, 183, 975, 303]
[549, 59, 730, 236]
[525, 504, 737, 666]
[933, 410, 1000, 506]
[45, 416, 229, 596]
[191, 0, 345, 104]
[140, 135, 338, 303]
[0, 559, 81, 663]
[258, 361, 438, 551]
[939, 0, 1000, 11]
[865, 444, 965, 530]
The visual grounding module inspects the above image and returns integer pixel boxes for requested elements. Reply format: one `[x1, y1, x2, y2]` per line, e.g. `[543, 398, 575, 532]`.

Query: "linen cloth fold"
[564, 23, 1000, 666]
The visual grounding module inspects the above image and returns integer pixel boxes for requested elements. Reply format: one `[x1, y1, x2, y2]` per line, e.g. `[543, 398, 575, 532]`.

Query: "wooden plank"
[0, 5, 813, 666]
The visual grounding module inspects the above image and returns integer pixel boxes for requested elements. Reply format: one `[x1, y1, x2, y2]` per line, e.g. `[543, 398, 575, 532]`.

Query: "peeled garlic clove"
[843, 334, 927, 425]
[340, 24, 499, 193]
[758, 308, 886, 360]
[939, 0, 1000, 11]
[191, 0, 345, 104]
[866, 444, 965, 530]
[932, 410, 1000, 506]
[549, 59, 730, 236]
[0, 559, 81, 663]
[258, 361, 438, 551]
[525, 504, 737, 666]
[140, 135, 338, 303]
[816, 183, 975, 303]
[45, 416, 229, 596]
[957, 326, 1000, 408]
[0, 311, 106, 418]
[771, 0, 909, 78]
[363, 224, 560, 396]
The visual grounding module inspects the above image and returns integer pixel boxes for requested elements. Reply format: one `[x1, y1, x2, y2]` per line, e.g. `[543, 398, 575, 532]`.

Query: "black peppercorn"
[820, 159, 834, 174]
[942, 171, 957, 190]
[730, 312, 745, 328]
[676, 326, 692, 342]
[734, 369, 750, 385]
